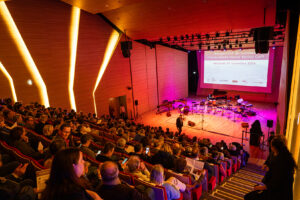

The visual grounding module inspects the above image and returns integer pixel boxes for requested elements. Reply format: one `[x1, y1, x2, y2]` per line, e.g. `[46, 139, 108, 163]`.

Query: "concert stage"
[139, 97, 277, 154]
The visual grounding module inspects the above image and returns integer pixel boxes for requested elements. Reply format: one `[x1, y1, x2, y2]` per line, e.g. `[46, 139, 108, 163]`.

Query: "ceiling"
[61, 0, 281, 50]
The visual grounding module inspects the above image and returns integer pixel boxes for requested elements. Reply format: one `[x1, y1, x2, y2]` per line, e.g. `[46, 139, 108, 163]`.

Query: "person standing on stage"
[176, 114, 183, 134]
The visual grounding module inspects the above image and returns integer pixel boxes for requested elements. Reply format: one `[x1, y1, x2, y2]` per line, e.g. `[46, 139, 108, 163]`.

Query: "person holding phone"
[129, 143, 151, 163]
[124, 156, 150, 182]
[80, 134, 96, 159]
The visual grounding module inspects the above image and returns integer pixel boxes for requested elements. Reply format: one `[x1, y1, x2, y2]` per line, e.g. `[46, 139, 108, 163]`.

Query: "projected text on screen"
[204, 50, 269, 87]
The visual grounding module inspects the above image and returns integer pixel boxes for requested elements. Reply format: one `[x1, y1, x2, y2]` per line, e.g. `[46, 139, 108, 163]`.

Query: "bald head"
[100, 161, 119, 184]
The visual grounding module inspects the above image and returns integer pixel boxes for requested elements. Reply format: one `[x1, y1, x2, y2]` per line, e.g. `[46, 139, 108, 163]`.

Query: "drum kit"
[177, 97, 256, 122]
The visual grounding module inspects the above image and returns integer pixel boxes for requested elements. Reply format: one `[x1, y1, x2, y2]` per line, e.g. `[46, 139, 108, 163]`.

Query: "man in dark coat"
[176, 114, 183, 134]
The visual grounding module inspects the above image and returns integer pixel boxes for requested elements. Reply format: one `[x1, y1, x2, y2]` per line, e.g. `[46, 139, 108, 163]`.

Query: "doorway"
[108, 95, 127, 119]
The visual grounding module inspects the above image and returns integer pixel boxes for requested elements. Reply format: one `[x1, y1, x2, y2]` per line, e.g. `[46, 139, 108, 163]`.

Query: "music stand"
[241, 122, 249, 147]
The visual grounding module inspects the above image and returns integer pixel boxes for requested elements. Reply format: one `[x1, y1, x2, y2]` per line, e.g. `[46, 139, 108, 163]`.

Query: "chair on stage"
[191, 102, 198, 114]
[199, 101, 205, 114]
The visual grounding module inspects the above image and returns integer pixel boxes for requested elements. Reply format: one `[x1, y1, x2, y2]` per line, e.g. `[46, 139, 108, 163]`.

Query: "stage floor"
[138, 97, 276, 159]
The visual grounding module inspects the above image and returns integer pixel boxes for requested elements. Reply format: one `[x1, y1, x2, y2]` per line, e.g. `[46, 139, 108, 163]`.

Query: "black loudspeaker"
[121, 41, 132, 58]
[255, 41, 269, 54]
[267, 120, 273, 128]
[253, 27, 274, 54]
[134, 100, 138, 106]
[253, 27, 274, 41]
[188, 121, 195, 127]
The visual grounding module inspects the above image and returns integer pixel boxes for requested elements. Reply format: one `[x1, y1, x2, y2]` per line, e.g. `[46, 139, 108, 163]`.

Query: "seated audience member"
[228, 144, 239, 156]
[24, 116, 35, 130]
[80, 134, 96, 159]
[43, 124, 54, 139]
[114, 138, 127, 154]
[96, 161, 149, 200]
[151, 144, 174, 169]
[130, 143, 151, 163]
[0, 153, 21, 177]
[173, 157, 206, 187]
[41, 148, 101, 200]
[0, 163, 36, 200]
[206, 151, 226, 177]
[96, 142, 115, 163]
[9, 127, 43, 160]
[125, 156, 150, 181]
[148, 164, 182, 200]
[15, 114, 24, 126]
[44, 140, 66, 168]
[53, 123, 75, 147]
[0, 116, 11, 140]
[35, 114, 48, 135]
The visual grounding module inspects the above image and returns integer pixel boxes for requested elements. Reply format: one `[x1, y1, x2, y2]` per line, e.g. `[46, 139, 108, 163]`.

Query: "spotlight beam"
[0, 62, 17, 102]
[92, 30, 121, 116]
[0, 2, 50, 107]
[69, 6, 81, 111]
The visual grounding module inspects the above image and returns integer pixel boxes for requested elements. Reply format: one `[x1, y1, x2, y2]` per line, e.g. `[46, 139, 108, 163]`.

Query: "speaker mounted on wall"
[252, 26, 274, 54]
[121, 41, 132, 58]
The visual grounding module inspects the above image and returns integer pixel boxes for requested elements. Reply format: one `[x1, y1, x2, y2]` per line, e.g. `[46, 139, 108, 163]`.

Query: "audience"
[80, 134, 96, 159]
[0, 98, 253, 200]
[125, 156, 150, 181]
[41, 148, 101, 200]
[96, 161, 149, 200]
[148, 164, 182, 200]
[9, 127, 43, 159]
[96, 142, 115, 163]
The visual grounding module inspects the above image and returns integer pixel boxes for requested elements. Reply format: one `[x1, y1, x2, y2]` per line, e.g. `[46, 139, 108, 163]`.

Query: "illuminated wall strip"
[93, 30, 121, 116]
[0, 62, 18, 102]
[286, 15, 300, 160]
[0, 2, 49, 107]
[69, 6, 80, 111]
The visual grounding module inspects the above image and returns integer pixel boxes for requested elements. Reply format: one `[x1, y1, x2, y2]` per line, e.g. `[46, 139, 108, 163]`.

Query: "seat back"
[119, 171, 134, 185]
[0, 140, 46, 170]
[134, 178, 167, 200]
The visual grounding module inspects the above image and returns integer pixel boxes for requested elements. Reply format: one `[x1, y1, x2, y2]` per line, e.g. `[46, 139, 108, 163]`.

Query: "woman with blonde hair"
[148, 164, 182, 200]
